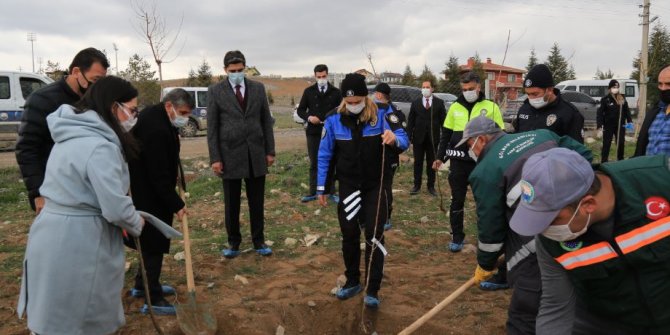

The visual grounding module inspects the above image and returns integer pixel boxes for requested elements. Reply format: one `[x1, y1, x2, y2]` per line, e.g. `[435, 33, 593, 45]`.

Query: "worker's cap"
[510, 148, 594, 236]
[455, 113, 503, 148]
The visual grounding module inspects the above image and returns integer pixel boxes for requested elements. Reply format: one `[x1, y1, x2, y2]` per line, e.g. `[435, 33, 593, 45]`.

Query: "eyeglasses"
[116, 102, 139, 118]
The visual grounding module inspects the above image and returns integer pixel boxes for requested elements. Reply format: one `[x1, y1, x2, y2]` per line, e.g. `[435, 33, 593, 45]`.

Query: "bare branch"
[130, 0, 184, 82]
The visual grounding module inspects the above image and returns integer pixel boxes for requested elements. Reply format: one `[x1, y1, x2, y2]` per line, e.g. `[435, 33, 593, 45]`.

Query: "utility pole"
[27, 32, 36, 72]
[113, 43, 119, 75]
[637, 0, 650, 135]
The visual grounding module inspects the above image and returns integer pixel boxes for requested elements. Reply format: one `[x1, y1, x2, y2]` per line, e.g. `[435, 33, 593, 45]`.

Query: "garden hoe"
[175, 177, 217, 335]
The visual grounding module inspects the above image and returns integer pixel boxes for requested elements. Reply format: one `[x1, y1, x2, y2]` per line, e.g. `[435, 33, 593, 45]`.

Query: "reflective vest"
[443, 99, 503, 131]
[538, 155, 670, 330]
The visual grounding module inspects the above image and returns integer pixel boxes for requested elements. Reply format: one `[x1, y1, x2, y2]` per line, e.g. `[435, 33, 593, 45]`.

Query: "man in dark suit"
[207, 50, 276, 258]
[127, 88, 192, 315]
[16, 47, 109, 213]
[407, 81, 446, 196]
[296, 64, 342, 203]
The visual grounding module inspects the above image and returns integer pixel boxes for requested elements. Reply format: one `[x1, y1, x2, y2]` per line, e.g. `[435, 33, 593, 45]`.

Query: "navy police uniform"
[317, 106, 409, 298]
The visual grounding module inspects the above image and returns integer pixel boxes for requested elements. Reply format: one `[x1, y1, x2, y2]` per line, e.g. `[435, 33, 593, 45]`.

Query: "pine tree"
[417, 64, 438, 89]
[545, 42, 574, 84]
[186, 68, 198, 86]
[471, 53, 486, 84]
[631, 24, 670, 105]
[594, 67, 615, 80]
[401, 64, 417, 86]
[119, 54, 160, 107]
[441, 55, 462, 95]
[196, 59, 212, 86]
[526, 48, 538, 72]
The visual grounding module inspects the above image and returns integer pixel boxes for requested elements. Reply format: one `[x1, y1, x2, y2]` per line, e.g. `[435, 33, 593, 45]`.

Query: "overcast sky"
[2, 0, 669, 81]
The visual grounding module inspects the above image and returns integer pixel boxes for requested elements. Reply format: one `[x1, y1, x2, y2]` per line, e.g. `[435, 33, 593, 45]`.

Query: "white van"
[161, 86, 208, 137]
[555, 79, 639, 115]
[0, 71, 53, 132]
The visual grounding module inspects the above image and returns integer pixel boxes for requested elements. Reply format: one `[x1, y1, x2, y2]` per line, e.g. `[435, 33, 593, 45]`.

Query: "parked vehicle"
[366, 84, 423, 117]
[503, 91, 598, 129]
[0, 71, 53, 133]
[555, 79, 638, 115]
[162, 87, 208, 137]
[293, 85, 453, 123]
[433, 92, 457, 110]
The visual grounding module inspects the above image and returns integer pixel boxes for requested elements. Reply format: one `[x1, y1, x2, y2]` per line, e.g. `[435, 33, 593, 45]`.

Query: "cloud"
[0, 0, 663, 80]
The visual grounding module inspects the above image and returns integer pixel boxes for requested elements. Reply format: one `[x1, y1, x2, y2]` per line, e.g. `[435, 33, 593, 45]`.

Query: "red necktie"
[425, 98, 431, 109]
[235, 85, 244, 107]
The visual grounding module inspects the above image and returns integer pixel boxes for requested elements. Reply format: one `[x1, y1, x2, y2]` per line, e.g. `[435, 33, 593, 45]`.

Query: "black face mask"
[661, 89, 670, 104]
[77, 72, 93, 95]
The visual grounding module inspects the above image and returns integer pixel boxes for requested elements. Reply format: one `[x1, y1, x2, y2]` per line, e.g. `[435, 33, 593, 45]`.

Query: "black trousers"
[506, 258, 541, 335]
[383, 165, 397, 219]
[338, 183, 388, 296]
[412, 133, 436, 189]
[307, 133, 335, 195]
[447, 159, 475, 243]
[134, 251, 165, 302]
[223, 175, 266, 249]
[601, 125, 626, 162]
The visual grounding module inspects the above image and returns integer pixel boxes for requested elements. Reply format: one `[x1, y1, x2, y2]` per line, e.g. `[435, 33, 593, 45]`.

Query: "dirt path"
[0, 129, 306, 168]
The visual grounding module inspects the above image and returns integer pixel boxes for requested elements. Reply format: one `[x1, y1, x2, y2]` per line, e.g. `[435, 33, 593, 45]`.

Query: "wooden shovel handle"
[179, 188, 196, 293]
[398, 277, 475, 335]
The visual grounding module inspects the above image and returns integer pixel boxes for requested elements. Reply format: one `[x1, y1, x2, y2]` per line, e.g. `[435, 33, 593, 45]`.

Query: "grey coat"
[18, 105, 143, 335]
[206, 78, 275, 179]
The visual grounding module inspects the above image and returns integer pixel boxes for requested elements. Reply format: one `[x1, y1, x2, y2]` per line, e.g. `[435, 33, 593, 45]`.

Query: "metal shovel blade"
[175, 292, 217, 335]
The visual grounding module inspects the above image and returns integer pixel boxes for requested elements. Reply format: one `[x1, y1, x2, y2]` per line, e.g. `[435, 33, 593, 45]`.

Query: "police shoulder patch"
[546, 114, 557, 127]
[388, 114, 399, 124]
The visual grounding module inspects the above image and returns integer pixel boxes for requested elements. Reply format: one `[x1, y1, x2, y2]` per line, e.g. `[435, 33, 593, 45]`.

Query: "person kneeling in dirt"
[317, 73, 409, 308]
[125, 88, 193, 315]
[511, 149, 670, 334]
[462, 115, 591, 334]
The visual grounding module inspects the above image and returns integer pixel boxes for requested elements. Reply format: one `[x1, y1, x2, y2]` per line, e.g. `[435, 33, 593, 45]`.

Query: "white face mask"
[421, 88, 432, 98]
[542, 201, 591, 241]
[317, 78, 328, 87]
[463, 90, 478, 103]
[467, 136, 480, 161]
[116, 102, 137, 132]
[120, 117, 137, 132]
[171, 107, 189, 128]
[346, 102, 365, 114]
[611, 88, 619, 95]
[529, 94, 549, 109]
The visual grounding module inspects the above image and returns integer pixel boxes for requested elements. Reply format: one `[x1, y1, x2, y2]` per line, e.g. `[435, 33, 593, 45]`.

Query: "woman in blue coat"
[317, 73, 409, 308]
[18, 76, 145, 335]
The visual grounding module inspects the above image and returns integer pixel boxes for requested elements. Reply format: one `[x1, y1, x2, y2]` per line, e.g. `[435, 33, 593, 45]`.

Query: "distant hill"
[161, 76, 314, 106]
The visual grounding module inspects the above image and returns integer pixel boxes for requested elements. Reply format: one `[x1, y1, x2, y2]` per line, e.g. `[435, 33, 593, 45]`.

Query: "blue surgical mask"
[229, 72, 245, 85]
[171, 107, 189, 128]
